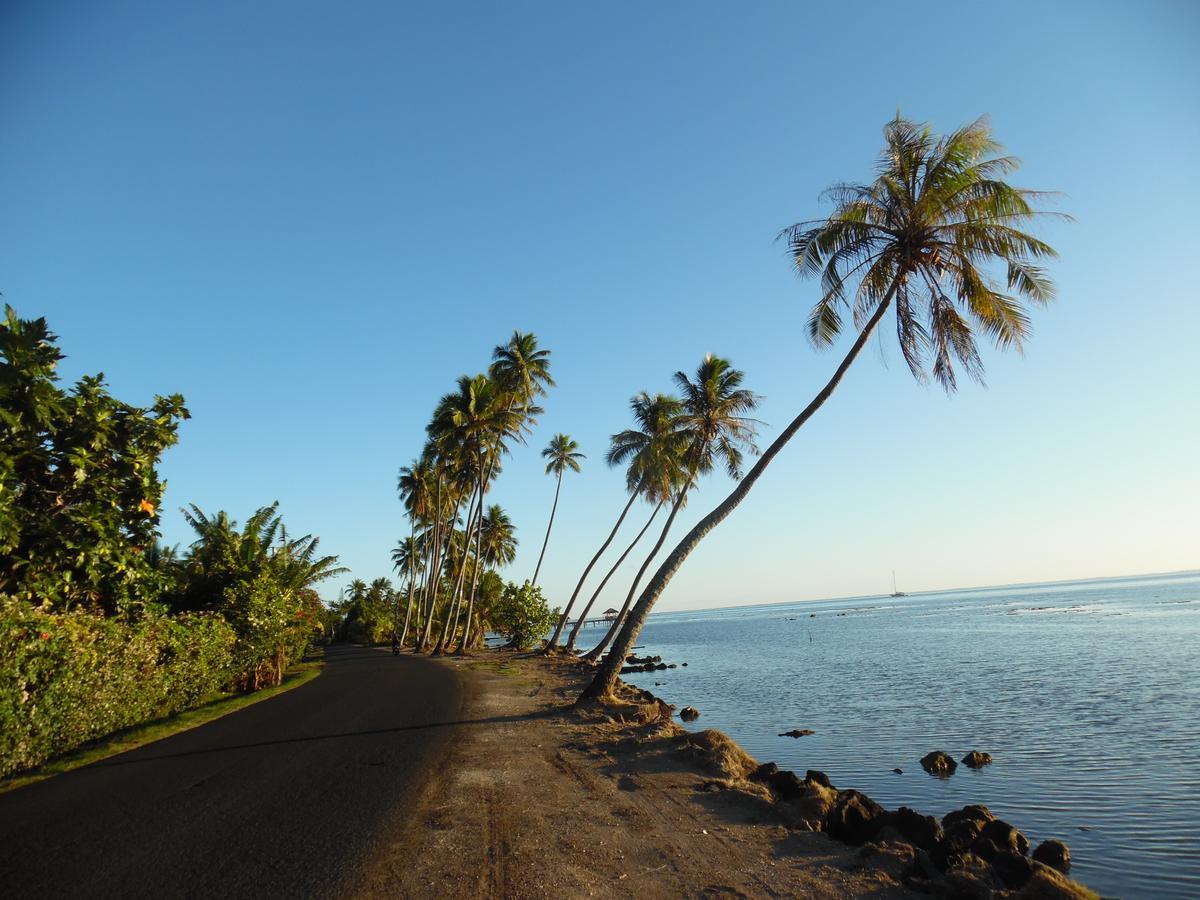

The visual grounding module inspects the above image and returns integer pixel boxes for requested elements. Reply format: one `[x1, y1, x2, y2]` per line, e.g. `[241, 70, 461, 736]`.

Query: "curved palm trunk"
[546, 490, 639, 650]
[569, 502, 662, 653]
[531, 470, 563, 586]
[580, 493, 681, 659]
[580, 288, 897, 701]
[398, 518, 417, 646]
[433, 486, 481, 655]
[419, 471, 446, 649]
[455, 480, 488, 655]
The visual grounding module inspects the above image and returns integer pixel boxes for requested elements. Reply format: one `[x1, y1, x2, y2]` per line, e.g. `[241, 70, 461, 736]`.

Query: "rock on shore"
[920, 750, 958, 776]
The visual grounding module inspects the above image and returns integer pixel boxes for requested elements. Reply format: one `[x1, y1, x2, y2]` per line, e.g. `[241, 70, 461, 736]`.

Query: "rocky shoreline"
[369, 649, 1099, 898]
[598, 662, 1097, 899]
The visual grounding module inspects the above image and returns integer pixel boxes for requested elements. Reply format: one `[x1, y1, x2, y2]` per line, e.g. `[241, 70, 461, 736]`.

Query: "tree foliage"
[0, 307, 189, 614]
[491, 580, 558, 651]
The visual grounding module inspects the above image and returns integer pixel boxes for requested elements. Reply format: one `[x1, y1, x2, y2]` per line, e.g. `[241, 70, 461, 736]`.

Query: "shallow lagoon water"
[609, 572, 1200, 899]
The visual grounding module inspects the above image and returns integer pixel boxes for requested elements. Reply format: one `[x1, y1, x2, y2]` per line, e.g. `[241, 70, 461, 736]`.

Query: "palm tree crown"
[606, 393, 688, 505]
[673, 355, 761, 481]
[542, 434, 585, 476]
[780, 114, 1065, 391]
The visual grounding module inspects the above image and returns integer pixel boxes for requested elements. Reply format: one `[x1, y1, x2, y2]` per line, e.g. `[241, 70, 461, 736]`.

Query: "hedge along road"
[0, 645, 463, 899]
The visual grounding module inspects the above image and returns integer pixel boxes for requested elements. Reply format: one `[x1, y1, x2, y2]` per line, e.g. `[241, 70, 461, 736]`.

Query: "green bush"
[492, 580, 559, 651]
[0, 306, 189, 615]
[0, 600, 235, 778]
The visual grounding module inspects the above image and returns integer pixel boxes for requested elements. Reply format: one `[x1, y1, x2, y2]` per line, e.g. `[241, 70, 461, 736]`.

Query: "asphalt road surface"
[0, 646, 463, 899]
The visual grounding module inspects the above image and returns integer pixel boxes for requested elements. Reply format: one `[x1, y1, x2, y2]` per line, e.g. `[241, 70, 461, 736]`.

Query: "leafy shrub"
[0, 601, 235, 778]
[0, 307, 189, 614]
[492, 580, 559, 651]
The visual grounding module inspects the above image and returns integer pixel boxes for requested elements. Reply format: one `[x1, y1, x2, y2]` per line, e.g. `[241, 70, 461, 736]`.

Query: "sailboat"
[890, 570, 907, 598]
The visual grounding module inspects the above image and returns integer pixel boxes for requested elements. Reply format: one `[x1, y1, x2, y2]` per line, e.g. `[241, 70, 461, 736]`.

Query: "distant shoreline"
[649, 568, 1200, 617]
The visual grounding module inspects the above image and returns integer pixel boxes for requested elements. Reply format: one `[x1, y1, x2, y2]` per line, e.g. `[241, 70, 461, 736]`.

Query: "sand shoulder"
[357, 648, 928, 898]
[358, 649, 1096, 898]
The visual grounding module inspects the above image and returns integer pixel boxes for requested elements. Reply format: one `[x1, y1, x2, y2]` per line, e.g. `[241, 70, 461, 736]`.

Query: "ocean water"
[603, 572, 1200, 899]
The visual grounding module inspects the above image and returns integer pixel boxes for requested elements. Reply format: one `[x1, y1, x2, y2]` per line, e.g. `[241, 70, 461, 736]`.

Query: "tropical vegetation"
[0, 308, 346, 776]
[578, 114, 1064, 700]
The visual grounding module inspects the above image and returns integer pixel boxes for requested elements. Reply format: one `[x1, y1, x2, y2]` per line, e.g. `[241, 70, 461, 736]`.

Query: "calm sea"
[605, 572, 1200, 899]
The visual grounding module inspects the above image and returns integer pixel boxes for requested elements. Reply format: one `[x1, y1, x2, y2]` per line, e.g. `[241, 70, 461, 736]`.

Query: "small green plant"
[491, 580, 558, 651]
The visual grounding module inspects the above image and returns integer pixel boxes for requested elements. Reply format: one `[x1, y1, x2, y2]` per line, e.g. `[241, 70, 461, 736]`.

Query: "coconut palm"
[396, 456, 434, 645]
[531, 434, 585, 587]
[479, 504, 518, 570]
[549, 392, 684, 653]
[391, 532, 422, 643]
[432, 374, 523, 654]
[580, 360, 759, 660]
[490, 331, 554, 424]
[581, 114, 1064, 701]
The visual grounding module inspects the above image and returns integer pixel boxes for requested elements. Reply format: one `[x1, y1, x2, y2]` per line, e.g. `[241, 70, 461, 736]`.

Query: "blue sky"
[2, 1, 1197, 611]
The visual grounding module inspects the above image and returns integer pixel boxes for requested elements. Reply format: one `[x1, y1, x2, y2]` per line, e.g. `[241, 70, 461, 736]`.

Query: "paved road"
[0, 646, 463, 899]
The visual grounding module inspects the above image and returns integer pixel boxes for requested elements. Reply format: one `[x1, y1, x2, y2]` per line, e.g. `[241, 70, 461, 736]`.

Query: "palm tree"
[531, 434, 585, 587]
[550, 392, 684, 653]
[579, 360, 759, 660]
[456, 504, 518, 650]
[391, 532, 422, 643]
[432, 374, 522, 654]
[490, 331, 554, 423]
[580, 114, 1064, 701]
[479, 504, 518, 570]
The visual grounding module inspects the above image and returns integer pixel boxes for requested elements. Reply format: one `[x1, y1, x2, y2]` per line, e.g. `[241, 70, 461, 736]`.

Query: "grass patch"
[0, 657, 324, 795]
[464, 659, 522, 677]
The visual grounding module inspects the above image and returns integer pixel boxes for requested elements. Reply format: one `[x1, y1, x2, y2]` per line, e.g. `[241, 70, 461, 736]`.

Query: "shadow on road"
[89, 708, 559, 768]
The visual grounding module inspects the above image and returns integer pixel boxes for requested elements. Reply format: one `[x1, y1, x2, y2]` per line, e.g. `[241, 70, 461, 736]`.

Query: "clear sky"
[2, 1, 1197, 611]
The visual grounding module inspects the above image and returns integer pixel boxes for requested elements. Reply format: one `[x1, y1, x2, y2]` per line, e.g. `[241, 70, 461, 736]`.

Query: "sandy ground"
[356, 650, 921, 899]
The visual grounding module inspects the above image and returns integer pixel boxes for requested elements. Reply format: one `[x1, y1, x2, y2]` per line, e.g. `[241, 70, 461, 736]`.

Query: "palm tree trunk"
[419, 470, 446, 649]
[546, 490, 639, 650]
[531, 470, 563, 586]
[570, 502, 662, 654]
[399, 518, 417, 647]
[580, 287, 897, 701]
[433, 485, 480, 655]
[580, 493, 681, 659]
[455, 470, 489, 655]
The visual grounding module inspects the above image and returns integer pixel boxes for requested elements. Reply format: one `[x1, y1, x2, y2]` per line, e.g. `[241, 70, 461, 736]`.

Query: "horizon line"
[650, 567, 1200, 618]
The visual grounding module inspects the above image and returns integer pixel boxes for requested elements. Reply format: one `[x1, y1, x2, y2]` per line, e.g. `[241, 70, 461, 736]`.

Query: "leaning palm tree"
[550, 392, 685, 653]
[580, 359, 759, 660]
[531, 434, 585, 586]
[581, 114, 1065, 701]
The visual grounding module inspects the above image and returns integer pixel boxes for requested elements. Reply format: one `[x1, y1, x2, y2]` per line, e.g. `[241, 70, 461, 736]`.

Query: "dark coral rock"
[825, 789, 886, 845]
[920, 750, 958, 776]
[763, 769, 806, 801]
[748, 762, 779, 782]
[805, 769, 833, 788]
[882, 806, 943, 852]
[978, 818, 1030, 856]
[962, 750, 993, 769]
[991, 849, 1034, 889]
[934, 806, 996, 870]
[679, 706, 700, 721]
[943, 805, 995, 830]
[1032, 839, 1071, 873]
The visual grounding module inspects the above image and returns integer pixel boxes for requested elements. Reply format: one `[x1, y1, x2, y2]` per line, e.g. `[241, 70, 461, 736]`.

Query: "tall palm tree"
[478, 504, 518, 570]
[490, 331, 554, 423]
[580, 361, 759, 660]
[433, 374, 522, 654]
[550, 392, 684, 652]
[531, 434, 585, 587]
[581, 114, 1064, 701]
[396, 456, 434, 646]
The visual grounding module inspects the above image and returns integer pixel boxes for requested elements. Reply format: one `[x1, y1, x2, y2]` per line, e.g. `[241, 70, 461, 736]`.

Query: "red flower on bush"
[40, 632, 51, 640]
